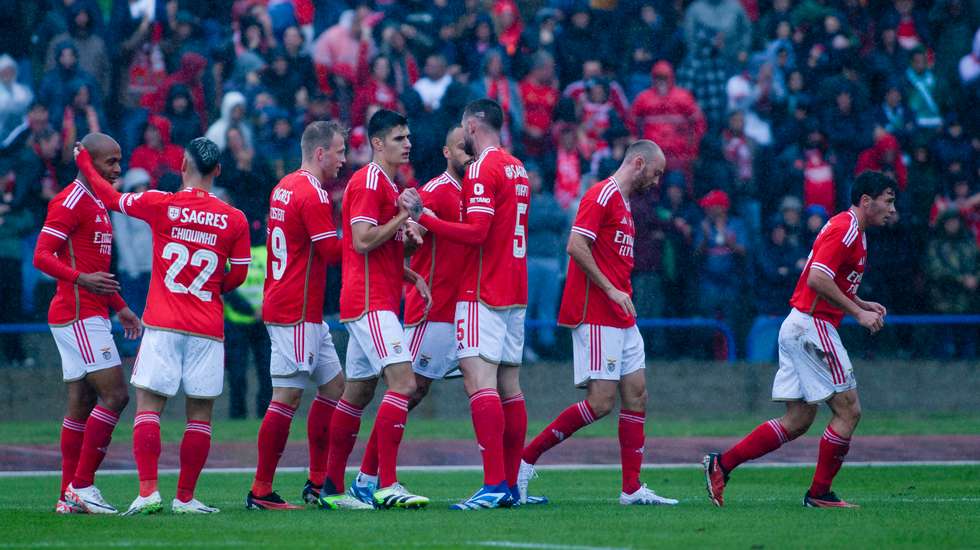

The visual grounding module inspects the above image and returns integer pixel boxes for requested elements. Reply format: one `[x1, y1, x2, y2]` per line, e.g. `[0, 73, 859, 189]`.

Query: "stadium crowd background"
[0, 0, 978, 377]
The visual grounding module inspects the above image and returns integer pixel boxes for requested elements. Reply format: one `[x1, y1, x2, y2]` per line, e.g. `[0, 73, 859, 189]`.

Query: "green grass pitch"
[1, 466, 976, 549]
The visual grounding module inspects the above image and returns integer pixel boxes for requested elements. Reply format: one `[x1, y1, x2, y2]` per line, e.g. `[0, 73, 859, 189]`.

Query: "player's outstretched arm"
[404, 266, 432, 316]
[222, 221, 251, 293]
[567, 231, 636, 318]
[807, 270, 883, 333]
[75, 146, 122, 211]
[351, 208, 411, 254]
[418, 209, 492, 245]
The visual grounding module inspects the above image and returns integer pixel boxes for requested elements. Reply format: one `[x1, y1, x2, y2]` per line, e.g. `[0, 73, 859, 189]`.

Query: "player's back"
[461, 147, 529, 308]
[790, 209, 866, 327]
[137, 188, 250, 339]
[263, 169, 336, 325]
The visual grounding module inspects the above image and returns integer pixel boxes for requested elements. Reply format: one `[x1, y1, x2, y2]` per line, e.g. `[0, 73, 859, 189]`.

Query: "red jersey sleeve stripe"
[570, 226, 597, 240]
[811, 262, 836, 278]
[311, 231, 337, 241]
[41, 226, 68, 239]
[466, 206, 495, 215]
[350, 216, 378, 226]
[229, 258, 251, 264]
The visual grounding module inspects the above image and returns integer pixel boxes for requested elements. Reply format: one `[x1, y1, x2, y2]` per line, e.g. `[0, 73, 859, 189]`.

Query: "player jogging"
[704, 171, 897, 508]
[346, 124, 470, 503]
[244, 121, 369, 510]
[77, 137, 251, 515]
[417, 99, 531, 510]
[517, 141, 679, 507]
[317, 109, 432, 510]
[34, 133, 142, 514]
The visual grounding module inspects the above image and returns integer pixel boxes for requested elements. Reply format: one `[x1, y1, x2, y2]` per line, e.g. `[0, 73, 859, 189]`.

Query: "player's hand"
[606, 287, 636, 318]
[863, 300, 887, 317]
[415, 277, 433, 316]
[117, 307, 143, 340]
[856, 309, 884, 335]
[73, 142, 85, 160]
[77, 272, 121, 295]
[421, 207, 436, 219]
[404, 222, 424, 246]
[399, 189, 423, 221]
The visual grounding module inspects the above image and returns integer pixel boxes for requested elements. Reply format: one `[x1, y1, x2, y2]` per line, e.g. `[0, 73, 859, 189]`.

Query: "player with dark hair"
[245, 121, 367, 510]
[346, 125, 471, 501]
[416, 98, 532, 509]
[704, 171, 898, 508]
[76, 136, 252, 515]
[34, 132, 142, 514]
[317, 109, 432, 510]
[518, 141, 679, 507]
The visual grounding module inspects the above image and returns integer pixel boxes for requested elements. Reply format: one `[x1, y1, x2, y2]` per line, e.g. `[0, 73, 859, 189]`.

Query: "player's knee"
[587, 396, 615, 418]
[102, 389, 130, 412]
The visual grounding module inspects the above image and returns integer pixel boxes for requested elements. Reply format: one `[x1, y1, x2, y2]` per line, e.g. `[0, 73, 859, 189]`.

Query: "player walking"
[417, 99, 530, 509]
[244, 121, 369, 510]
[34, 133, 142, 514]
[77, 137, 252, 515]
[317, 109, 432, 510]
[704, 171, 897, 508]
[517, 141, 679, 507]
[346, 125, 470, 504]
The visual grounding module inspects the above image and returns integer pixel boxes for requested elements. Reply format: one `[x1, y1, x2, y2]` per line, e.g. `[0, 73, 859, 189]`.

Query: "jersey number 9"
[270, 226, 287, 280]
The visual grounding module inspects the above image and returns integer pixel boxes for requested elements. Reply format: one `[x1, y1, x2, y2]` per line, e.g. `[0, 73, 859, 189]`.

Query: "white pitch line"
[0, 461, 978, 478]
[472, 542, 629, 550]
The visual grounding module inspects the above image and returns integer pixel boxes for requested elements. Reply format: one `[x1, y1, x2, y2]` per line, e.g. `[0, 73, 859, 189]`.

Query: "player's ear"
[213, 163, 221, 179]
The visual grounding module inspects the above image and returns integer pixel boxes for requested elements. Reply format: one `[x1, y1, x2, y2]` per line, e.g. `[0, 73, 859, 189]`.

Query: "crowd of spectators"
[0, 0, 978, 365]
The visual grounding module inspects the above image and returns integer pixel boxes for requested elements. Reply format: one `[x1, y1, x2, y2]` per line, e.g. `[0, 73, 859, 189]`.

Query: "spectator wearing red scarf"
[469, 49, 524, 150]
[493, 0, 524, 57]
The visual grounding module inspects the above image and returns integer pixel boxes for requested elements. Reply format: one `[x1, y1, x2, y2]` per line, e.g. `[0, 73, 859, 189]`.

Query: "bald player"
[34, 133, 143, 514]
[516, 141, 680, 507]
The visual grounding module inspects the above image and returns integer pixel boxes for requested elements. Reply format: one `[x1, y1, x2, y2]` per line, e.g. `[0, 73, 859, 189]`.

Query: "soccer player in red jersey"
[34, 133, 142, 514]
[704, 171, 897, 508]
[348, 125, 470, 498]
[77, 137, 252, 515]
[416, 99, 531, 509]
[318, 109, 432, 510]
[517, 141, 679, 507]
[244, 121, 368, 510]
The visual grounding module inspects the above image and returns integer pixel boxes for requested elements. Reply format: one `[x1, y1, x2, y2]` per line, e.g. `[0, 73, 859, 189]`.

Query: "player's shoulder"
[579, 178, 617, 206]
[283, 170, 330, 204]
[824, 210, 861, 247]
[54, 181, 87, 210]
[348, 162, 388, 191]
[421, 172, 461, 196]
[466, 147, 504, 181]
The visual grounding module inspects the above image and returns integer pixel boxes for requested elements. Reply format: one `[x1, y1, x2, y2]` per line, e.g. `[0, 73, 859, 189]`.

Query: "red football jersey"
[339, 162, 405, 321]
[262, 169, 340, 325]
[38, 181, 122, 325]
[458, 146, 530, 308]
[790, 209, 867, 327]
[558, 177, 636, 328]
[116, 188, 251, 339]
[404, 172, 464, 325]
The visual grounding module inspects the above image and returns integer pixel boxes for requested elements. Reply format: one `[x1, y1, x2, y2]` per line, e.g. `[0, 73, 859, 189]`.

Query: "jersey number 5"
[162, 242, 218, 302]
[270, 226, 287, 280]
[513, 202, 527, 258]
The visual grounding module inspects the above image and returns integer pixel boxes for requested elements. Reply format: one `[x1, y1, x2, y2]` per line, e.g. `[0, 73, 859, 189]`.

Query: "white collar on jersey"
[299, 169, 322, 188]
[443, 171, 462, 191]
[607, 176, 630, 211]
[369, 161, 399, 191]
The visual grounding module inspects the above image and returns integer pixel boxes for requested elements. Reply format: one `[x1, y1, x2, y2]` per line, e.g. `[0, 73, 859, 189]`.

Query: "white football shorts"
[344, 310, 412, 381]
[571, 324, 645, 388]
[405, 320, 458, 379]
[454, 301, 525, 366]
[51, 317, 120, 382]
[773, 308, 857, 403]
[267, 322, 342, 389]
[131, 327, 224, 398]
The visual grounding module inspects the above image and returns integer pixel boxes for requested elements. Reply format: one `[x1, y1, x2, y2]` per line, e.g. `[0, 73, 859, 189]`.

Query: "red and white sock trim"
[314, 396, 338, 407]
[185, 421, 212, 437]
[577, 401, 597, 424]
[381, 392, 409, 412]
[822, 427, 850, 446]
[134, 412, 161, 428]
[469, 388, 499, 404]
[767, 418, 790, 444]
[267, 402, 296, 419]
[618, 410, 644, 425]
[501, 393, 525, 406]
[335, 399, 363, 418]
[62, 417, 86, 432]
[89, 406, 119, 427]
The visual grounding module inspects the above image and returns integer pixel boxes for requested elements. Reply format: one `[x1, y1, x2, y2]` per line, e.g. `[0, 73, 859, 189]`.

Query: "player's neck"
[609, 168, 633, 197]
[74, 173, 94, 193]
[849, 206, 866, 231]
[446, 166, 461, 183]
[299, 164, 323, 185]
[371, 157, 399, 184]
[473, 131, 500, 155]
[182, 176, 212, 193]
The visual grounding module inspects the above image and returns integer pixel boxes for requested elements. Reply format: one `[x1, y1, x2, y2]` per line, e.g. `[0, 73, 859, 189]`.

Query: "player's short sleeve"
[809, 223, 852, 279]
[300, 193, 338, 242]
[40, 200, 78, 242]
[228, 211, 251, 266]
[119, 190, 169, 223]
[464, 163, 496, 218]
[569, 196, 603, 241]
[346, 182, 380, 227]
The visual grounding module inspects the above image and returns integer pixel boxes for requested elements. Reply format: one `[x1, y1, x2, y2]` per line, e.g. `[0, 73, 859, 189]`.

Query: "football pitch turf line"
[3, 460, 980, 478]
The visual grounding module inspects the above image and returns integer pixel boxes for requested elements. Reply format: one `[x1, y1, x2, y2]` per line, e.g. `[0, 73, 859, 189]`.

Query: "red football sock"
[133, 411, 161, 497]
[469, 388, 505, 486]
[502, 393, 527, 486]
[359, 420, 380, 477]
[60, 417, 86, 498]
[72, 406, 119, 489]
[809, 425, 851, 496]
[376, 391, 409, 488]
[619, 409, 645, 494]
[176, 421, 211, 503]
[325, 399, 363, 492]
[720, 418, 792, 472]
[251, 401, 296, 496]
[307, 396, 337, 487]
[522, 400, 597, 465]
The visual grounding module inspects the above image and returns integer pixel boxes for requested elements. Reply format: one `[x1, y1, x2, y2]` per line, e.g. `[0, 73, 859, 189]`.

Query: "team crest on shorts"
[392, 341, 403, 354]
[419, 354, 431, 368]
[606, 357, 617, 373]
[101, 347, 112, 360]
[167, 205, 181, 221]
[308, 352, 315, 366]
